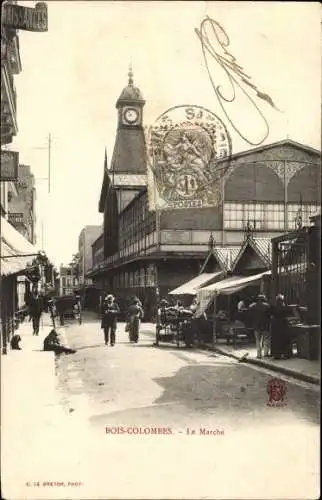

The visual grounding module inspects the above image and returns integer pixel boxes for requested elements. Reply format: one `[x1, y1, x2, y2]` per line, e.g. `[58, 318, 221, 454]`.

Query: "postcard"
[1, 1, 320, 499]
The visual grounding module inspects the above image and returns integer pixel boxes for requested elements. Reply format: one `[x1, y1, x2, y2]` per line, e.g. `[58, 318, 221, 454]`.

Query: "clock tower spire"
[128, 63, 134, 85]
[108, 68, 147, 213]
[116, 65, 145, 128]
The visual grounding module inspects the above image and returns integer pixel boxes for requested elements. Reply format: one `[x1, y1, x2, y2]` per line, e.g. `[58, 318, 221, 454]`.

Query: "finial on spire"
[245, 219, 253, 240]
[128, 62, 134, 85]
[208, 232, 215, 250]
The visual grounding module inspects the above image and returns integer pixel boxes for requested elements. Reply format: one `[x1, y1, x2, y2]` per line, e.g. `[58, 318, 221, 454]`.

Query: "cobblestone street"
[48, 313, 320, 499]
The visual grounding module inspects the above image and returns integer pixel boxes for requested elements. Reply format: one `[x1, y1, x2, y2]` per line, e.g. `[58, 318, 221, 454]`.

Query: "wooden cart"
[50, 295, 82, 326]
[155, 307, 194, 347]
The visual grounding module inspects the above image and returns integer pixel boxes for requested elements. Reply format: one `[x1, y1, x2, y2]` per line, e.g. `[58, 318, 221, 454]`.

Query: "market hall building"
[88, 72, 321, 320]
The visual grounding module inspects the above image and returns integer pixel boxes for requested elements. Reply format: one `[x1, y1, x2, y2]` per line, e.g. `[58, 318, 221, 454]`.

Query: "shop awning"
[169, 272, 224, 295]
[1, 216, 40, 276]
[202, 271, 271, 296]
[195, 271, 271, 316]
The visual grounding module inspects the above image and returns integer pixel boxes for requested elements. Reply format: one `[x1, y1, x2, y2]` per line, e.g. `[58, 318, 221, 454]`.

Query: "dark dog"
[10, 334, 22, 350]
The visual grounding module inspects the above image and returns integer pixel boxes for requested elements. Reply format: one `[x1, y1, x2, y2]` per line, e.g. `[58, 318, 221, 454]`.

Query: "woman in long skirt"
[270, 294, 292, 359]
[128, 299, 144, 343]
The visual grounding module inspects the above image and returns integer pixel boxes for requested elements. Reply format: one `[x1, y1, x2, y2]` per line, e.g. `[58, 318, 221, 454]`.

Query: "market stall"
[195, 271, 271, 345]
[169, 271, 224, 298]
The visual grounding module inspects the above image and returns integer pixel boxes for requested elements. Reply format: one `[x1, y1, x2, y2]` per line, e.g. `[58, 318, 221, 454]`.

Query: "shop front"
[0, 215, 48, 354]
[196, 271, 271, 345]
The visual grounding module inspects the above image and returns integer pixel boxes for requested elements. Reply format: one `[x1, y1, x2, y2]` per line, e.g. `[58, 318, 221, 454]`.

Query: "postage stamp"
[267, 377, 287, 407]
[146, 105, 232, 210]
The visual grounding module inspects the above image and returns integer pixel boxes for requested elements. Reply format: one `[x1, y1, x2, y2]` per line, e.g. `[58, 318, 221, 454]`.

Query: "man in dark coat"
[249, 294, 271, 359]
[270, 294, 292, 359]
[28, 288, 44, 335]
[101, 294, 120, 346]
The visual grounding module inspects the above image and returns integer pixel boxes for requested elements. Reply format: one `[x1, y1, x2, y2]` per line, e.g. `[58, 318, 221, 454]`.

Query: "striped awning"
[195, 271, 271, 316]
[169, 272, 224, 295]
[202, 271, 271, 296]
[0, 216, 40, 276]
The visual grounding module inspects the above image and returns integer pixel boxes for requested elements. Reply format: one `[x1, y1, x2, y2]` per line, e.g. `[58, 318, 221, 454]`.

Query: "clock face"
[124, 107, 139, 124]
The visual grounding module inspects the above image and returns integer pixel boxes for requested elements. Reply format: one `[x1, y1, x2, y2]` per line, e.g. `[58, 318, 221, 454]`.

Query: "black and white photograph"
[0, 1, 321, 499]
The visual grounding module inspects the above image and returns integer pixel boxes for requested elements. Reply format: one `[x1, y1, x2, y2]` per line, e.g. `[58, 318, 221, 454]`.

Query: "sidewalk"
[1, 315, 91, 498]
[1, 314, 57, 426]
[210, 340, 321, 385]
[1, 313, 71, 429]
[140, 323, 321, 386]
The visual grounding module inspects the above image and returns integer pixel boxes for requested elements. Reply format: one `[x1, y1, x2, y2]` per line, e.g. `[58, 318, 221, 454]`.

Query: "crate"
[295, 326, 320, 360]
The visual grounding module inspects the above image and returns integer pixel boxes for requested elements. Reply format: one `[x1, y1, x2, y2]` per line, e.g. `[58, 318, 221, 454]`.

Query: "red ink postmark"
[267, 377, 287, 407]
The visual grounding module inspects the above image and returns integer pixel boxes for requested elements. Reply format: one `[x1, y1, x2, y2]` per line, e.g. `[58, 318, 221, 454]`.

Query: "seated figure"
[43, 329, 76, 355]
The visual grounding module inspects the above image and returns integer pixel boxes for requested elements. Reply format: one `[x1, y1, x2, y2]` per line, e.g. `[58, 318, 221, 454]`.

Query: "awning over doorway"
[202, 271, 271, 296]
[195, 271, 271, 316]
[1, 216, 40, 276]
[169, 271, 224, 296]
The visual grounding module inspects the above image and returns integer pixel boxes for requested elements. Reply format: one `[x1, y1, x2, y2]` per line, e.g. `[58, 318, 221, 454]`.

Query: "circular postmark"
[146, 105, 232, 209]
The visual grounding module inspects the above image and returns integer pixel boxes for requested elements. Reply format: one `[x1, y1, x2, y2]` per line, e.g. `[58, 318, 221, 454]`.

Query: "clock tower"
[108, 67, 147, 215]
[116, 66, 145, 129]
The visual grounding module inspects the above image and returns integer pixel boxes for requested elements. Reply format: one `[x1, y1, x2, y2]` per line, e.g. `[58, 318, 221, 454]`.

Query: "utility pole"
[41, 219, 44, 249]
[48, 132, 51, 194]
[27, 133, 52, 194]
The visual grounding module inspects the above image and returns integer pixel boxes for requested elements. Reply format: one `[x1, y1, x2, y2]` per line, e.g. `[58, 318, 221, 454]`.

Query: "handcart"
[155, 307, 194, 348]
[50, 294, 82, 326]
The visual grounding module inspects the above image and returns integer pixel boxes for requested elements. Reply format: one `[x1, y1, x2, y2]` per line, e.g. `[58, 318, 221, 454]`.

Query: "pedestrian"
[190, 297, 198, 314]
[249, 294, 271, 359]
[157, 299, 169, 326]
[101, 294, 120, 346]
[28, 287, 44, 335]
[132, 296, 143, 308]
[174, 300, 184, 311]
[270, 294, 293, 360]
[236, 296, 247, 322]
[237, 297, 246, 312]
[127, 298, 144, 343]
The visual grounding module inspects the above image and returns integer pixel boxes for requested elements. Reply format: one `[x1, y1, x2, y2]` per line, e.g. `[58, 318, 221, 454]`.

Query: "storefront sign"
[2, 2, 48, 32]
[8, 212, 24, 224]
[0, 150, 19, 181]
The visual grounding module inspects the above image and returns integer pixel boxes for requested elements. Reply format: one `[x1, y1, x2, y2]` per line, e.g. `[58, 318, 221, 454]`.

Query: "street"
[49, 313, 320, 499]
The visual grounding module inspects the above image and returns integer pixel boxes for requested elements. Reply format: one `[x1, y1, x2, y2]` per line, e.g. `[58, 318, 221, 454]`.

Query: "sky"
[6, 0, 321, 267]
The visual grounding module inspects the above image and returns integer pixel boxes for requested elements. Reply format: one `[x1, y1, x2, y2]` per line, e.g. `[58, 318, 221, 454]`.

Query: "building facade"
[1, 0, 22, 219]
[88, 72, 321, 320]
[1, 1, 21, 147]
[78, 225, 102, 285]
[7, 164, 36, 244]
[59, 265, 78, 296]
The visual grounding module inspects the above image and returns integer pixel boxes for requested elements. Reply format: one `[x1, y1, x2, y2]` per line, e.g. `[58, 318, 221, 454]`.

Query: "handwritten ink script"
[195, 16, 280, 146]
